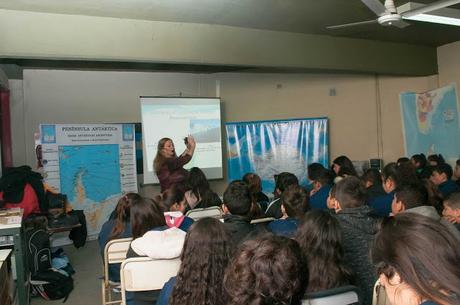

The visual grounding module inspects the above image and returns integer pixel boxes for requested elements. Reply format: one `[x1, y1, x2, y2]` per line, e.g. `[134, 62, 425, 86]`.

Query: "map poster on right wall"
[400, 83, 460, 164]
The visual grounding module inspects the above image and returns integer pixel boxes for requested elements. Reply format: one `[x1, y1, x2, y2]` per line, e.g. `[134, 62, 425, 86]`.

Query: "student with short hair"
[443, 191, 460, 231]
[430, 163, 460, 198]
[295, 210, 352, 293]
[372, 213, 460, 305]
[331, 176, 379, 305]
[156, 218, 230, 305]
[309, 168, 334, 210]
[265, 172, 299, 218]
[268, 185, 309, 237]
[391, 183, 460, 241]
[222, 180, 261, 247]
[224, 235, 308, 305]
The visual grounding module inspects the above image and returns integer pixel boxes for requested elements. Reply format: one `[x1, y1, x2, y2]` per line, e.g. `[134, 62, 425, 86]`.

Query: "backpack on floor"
[31, 269, 74, 302]
[26, 227, 52, 275]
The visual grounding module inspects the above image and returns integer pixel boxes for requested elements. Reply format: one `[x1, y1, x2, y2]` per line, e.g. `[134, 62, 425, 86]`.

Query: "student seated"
[411, 153, 429, 178]
[331, 176, 379, 305]
[331, 155, 357, 183]
[443, 191, 460, 231]
[454, 159, 460, 188]
[361, 168, 386, 201]
[268, 185, 309, 237]
[427, 154, 445, 166]
[184, 167, 222, 210]
[224, 235, 308, 305]
[126, 197, 186, 305]
[243, 172, 269, 211]
[309, 168, 334, 210]
[391, 183, 460, 241]
[156, 218, 230, 305]
[98, 193, 140, 283]
[157, 184, 194, 232]
[372, 213, 460, 305]
[295, 210, 352, 293]
[222, 180, 264, 247]
[430, 163, 460, 199]
[265, 172, 299, 218]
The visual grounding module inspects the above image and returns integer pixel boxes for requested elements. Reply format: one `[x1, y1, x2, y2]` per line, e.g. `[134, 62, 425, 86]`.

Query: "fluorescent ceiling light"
[398, 2, 460, 26]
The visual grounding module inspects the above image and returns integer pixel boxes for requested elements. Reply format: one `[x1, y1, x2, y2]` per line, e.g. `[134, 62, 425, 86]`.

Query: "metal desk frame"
[0, 222, 29, 305]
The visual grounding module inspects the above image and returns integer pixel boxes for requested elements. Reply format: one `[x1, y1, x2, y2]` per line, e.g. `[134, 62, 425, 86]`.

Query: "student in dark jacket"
[265, 172, 299, 218]
[430, 163, 460, 199]
[361, 168, 386, 201]
[243, 172, 269, 211]
[184, 167, 222, 210]
[332, 176, 380, 305]
[98, 193, 140, 283]
[309, 168, 334, 210]
[268, 185, 309, 237]
[222, 180, 263, 248]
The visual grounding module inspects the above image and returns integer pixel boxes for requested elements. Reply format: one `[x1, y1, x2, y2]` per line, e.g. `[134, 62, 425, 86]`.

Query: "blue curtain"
[225, 118, 329, 192]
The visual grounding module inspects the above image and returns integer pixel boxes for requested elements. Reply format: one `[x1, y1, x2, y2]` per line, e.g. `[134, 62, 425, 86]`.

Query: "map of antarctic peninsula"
[59, 144, 122, 232]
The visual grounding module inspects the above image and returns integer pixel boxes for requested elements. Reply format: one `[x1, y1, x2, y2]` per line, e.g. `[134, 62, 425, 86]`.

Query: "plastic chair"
[185, 206, 222, 220]
[120, 257, 181, 305]
[302, 285, 359, 305]
[101, 237, 133, 305]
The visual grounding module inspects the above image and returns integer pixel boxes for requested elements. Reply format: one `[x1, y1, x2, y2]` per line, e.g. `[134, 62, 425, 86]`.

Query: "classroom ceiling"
[0, 0, 459, 47]
[0, 0, 459, 75]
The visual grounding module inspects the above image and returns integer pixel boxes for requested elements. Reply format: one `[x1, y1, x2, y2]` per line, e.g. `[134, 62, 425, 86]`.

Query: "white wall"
[9, 68, 440, 195]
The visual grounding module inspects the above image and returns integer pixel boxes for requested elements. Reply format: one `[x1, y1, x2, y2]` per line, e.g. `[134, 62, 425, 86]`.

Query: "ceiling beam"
[0, 9, 437, 76]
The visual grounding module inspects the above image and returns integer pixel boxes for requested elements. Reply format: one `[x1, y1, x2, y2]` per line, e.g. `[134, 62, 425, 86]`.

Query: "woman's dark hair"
[333, 156, 357, 177]
[361, 168, 382, 186]
[295, 210, 352, 292]
[334, 176, 367, 209]
[396, 157, 410, 165]
[411, 153, 427, 169]
[242, 172, 263, 195]
[155, 183, 186, 211]
[382, 162, 418, 188]
[130, 197, 166, 239]
[153, 137, 174, 173]
[281, 185, 309, 219]
[427, 154, 445, 166]
[372, 213, 460, 305]
[224, 235, 308, 305]
[187, 167, 211, 200]
[109, 193, 141, 240]
[169, 218, 230, 305]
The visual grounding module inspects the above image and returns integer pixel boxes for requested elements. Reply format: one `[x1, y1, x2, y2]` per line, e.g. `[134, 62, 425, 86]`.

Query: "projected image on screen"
[140, 97, 223, 184]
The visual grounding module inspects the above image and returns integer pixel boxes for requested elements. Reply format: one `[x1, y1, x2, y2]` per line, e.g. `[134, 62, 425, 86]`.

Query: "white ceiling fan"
[327, 0, 460, 29]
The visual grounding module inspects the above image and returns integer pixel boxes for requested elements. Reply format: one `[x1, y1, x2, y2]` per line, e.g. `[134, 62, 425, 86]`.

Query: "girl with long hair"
[153, 136, 196, 193]
[372, 213, 460, 305]
[332, 155, 357, 181]
[185, 167, 222, 210]
[156, 217, 231, 305]
[98, 193, 141, 282]
[295, 210, 352, 293]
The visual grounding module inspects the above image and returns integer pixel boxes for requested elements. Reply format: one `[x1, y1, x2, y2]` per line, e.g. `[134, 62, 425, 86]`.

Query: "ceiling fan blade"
[402, 0, 460, 18]
[361, 0, 387, 16]
[393, 20, 411, 28]
[327, 19, 378, 29]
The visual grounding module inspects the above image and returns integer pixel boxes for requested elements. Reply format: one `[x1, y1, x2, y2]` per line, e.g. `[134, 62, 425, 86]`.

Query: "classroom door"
[0, 87, 12, 169]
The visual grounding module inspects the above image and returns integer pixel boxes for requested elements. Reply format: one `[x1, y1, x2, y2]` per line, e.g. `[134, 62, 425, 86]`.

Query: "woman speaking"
[154, 136, 196, 193]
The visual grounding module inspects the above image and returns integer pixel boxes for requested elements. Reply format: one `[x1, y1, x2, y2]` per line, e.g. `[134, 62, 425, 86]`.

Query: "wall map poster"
[40, 124, 137, 236]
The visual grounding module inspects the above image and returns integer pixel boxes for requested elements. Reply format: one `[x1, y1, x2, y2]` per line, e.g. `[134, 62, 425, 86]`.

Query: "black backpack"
[26, 228, 52, 274]
[31, 269, 73, 302]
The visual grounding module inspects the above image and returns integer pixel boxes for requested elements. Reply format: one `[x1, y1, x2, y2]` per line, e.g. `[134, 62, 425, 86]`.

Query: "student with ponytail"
[98, 193, 141, 282]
